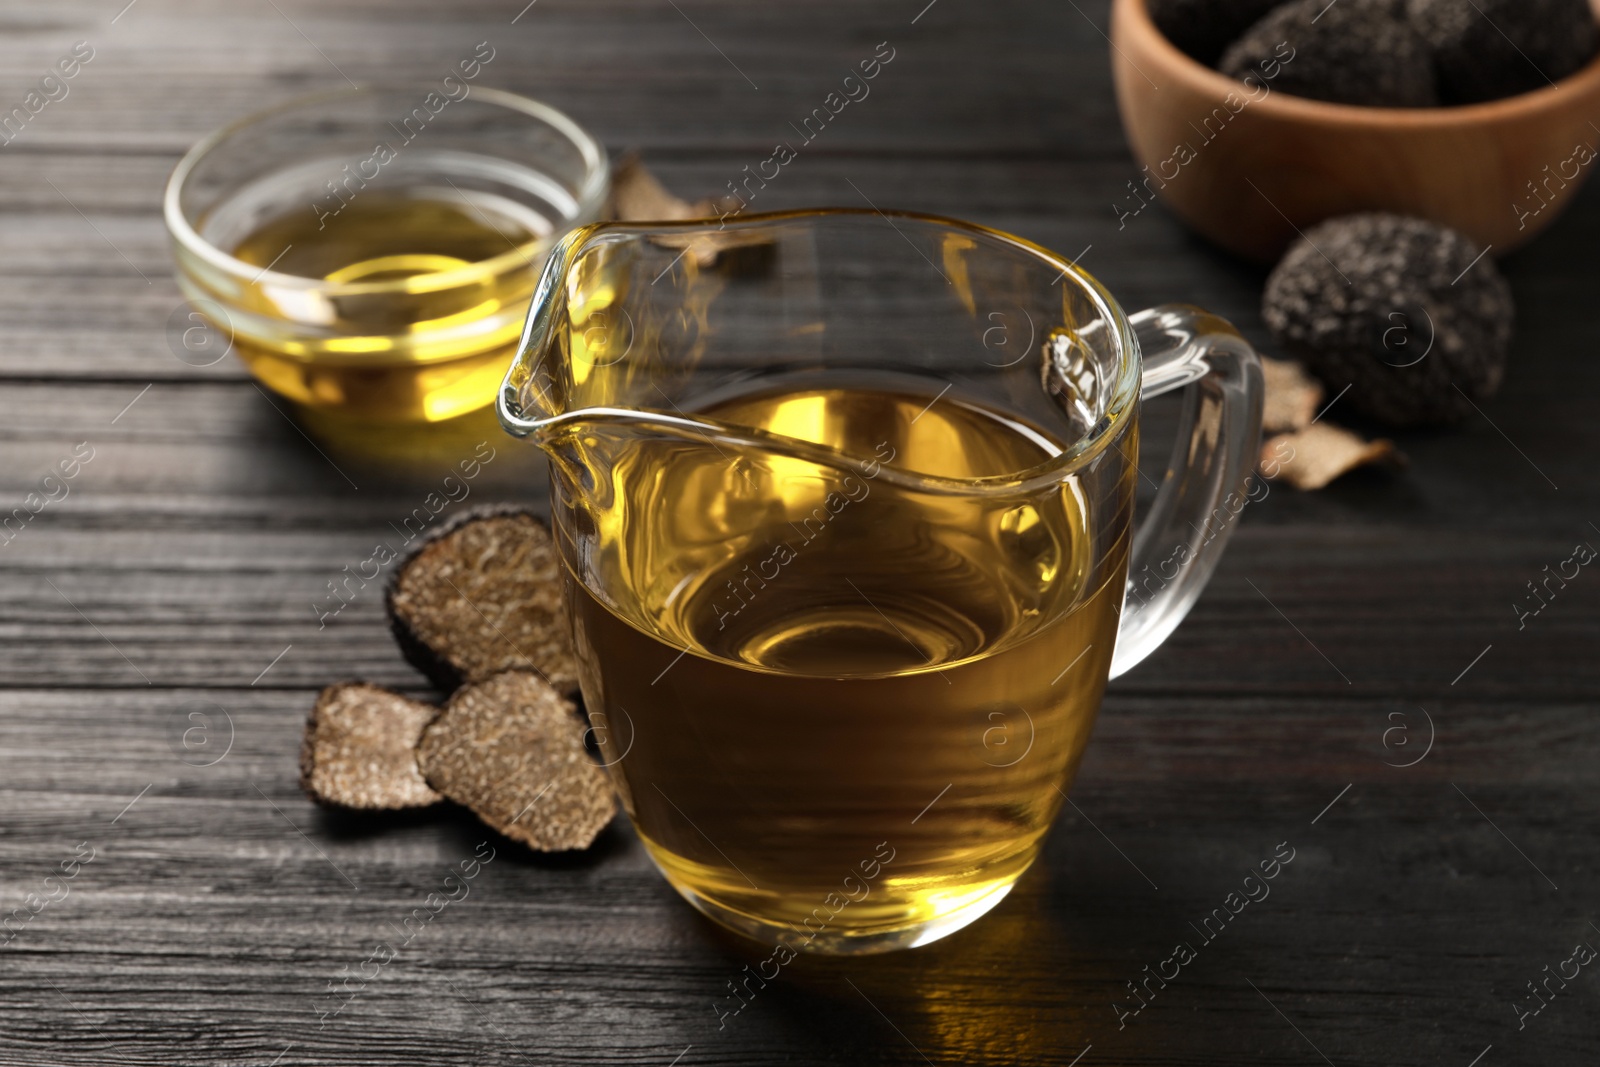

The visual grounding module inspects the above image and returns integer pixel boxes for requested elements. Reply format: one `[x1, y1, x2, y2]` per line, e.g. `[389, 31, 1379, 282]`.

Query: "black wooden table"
[3, 2, 1598, 1064]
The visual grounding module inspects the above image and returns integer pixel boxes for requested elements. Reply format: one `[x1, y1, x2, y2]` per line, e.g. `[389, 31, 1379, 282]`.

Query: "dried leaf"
[1262, 422, 1401, 491]
[610, 154, 722, 223]
[300, 683, 442, 810]
[416, 671, 615, 852]
[1260, 355, 1325, 433]
[609, 154, 742, 268]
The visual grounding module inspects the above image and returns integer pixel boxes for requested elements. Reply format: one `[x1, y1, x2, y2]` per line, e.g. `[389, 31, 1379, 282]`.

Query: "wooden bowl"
[1110, 0, 1600, 262]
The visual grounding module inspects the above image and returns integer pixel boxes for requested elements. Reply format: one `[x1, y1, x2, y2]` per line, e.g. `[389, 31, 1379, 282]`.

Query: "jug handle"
[1109, 305, 1264, 679]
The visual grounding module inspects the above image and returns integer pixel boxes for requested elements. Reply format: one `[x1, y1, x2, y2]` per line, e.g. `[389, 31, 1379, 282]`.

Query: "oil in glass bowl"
[166, 87, 609, 434]
[224, 185, 549, 424]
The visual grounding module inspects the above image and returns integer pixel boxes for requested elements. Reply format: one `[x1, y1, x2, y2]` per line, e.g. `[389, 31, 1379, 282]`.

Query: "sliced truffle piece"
[1263, 423, 1402, 490]
[1146, 0, 1284, 66]
[416, 671, 615, 851]
[300, 682, 442, 810]
[1408, 0, 1598, 104]
[1262, 213, 1514, 426]
[1219, 0, 1439, 107]
[387, 504, 581, 696]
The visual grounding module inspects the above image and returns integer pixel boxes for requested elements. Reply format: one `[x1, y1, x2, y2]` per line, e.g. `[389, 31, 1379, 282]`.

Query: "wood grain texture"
[2, 1, 1598, 1065]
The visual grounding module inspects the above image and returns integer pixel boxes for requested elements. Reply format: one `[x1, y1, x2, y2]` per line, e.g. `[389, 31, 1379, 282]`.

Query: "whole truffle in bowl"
[1111, 0, 1600, 261]
[1219, 0, 1438, 107]
[1145, 0, 1283, 65]
[1408, 0, 1600, 104]
[1262, 213, 1514, 427]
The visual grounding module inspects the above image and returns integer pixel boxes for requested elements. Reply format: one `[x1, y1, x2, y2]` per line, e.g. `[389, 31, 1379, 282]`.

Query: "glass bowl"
[165, 85, 609, 425]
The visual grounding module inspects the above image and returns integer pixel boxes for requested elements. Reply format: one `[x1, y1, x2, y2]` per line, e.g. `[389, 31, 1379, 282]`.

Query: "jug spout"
[497, 218, 736, 448]
[497, 222, 592, 444]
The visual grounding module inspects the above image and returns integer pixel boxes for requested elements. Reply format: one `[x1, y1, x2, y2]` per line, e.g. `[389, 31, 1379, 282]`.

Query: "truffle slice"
[1220, 0, 1439, 107]
[387, 505, 581, 696]
[1263, 213, 1514, 427]
[1408, 0, 1598, 104]
[300, 683, 442, 810]
[1146, 0, 1284, 66]
[416, 671, 615, 851]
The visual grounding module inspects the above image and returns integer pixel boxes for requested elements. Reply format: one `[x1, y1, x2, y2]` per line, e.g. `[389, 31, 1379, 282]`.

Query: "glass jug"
[500, 209, 1262, 953]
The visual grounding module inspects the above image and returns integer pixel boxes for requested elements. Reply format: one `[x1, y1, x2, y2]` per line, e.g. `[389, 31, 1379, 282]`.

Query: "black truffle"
[299, 682, 441, 811]
[386, 504, 581, 696]
[1408, 0, 1599, 104]
[416, 671, 615, 853]
[1262, 213, 1514, 427]
[1220, 0, 1439, 107]
[1146, 0, 1284, 66]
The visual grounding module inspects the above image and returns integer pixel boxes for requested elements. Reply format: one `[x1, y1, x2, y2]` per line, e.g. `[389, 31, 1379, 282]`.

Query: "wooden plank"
[0, 368, 1593, 523]
[0, 0, 1122, 156]
[3, 0, 1599, 1063]
[0, 688, 1593, 1065]
[0, 521, 1596, 697]
[0, 157, 1242, 382]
